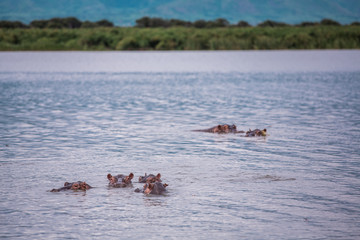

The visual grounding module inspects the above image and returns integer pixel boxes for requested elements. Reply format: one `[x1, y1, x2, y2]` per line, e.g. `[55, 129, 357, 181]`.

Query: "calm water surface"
[0, 51, 360, 239]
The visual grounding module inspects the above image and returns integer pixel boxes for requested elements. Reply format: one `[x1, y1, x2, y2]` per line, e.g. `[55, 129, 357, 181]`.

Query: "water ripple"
[1, 56, 360, 239]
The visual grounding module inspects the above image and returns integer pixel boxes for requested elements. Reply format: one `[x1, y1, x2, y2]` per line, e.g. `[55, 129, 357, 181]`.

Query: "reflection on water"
[143, 198, 167, 207]
[253, 175, 296, 182]
[0, 51, 360, 239]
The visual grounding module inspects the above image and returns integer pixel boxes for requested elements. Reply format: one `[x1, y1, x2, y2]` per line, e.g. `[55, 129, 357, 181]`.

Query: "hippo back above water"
[50, 181, 92, 192]
[193, 124, 244, 134]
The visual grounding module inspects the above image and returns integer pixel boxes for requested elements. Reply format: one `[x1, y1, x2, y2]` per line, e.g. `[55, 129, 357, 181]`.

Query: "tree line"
[0, 17, 114, 29]
[135, 17, 360, 28]
[1, 16, 359, 29]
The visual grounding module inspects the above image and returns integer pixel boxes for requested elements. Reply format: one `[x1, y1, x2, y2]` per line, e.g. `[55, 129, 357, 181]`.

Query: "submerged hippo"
[193, 124, 244, 134]
[50, 181, 92, 192]
[245, 128, 267, 137]
[107, 173, 134, 188]
[135, 182, 168, 195]
[138, 173, 162, 183]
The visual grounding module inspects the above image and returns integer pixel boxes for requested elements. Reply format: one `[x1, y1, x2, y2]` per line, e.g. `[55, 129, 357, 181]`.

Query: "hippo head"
[143, 183, 154, 195]
[107, 174, 118, 184]
[260, 129, 267, 136]
[138, 173, 147, 183]
[155, 173, 161, 182]
[223, 124, 237, 133]
[213, 125, 228, 133]
[221, 124, 230, 133]
[147, 173, 162, 183]
[143, 182, 168, 195]
[123, 173, 134, 184]
[255, 129, 267, 136]
[80, 181, 90, 190]
[212, 125, 221, 133]
[216, 124, 237, 133]
[71, 182, 81, 190]
[246, 128, 267, 137]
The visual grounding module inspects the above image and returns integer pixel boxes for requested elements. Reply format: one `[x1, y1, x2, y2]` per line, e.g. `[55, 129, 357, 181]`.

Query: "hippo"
[107, 173, 134, 188]
[50, 181, 92, 192]
[245, 128, 267, 137]
[192, 124, 244, 134]
[135, 182, 168, 195]
[138, 173, 162, 183]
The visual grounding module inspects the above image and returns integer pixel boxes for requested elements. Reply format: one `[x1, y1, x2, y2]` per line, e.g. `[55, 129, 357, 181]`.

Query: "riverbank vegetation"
[1, 17, 359, 50]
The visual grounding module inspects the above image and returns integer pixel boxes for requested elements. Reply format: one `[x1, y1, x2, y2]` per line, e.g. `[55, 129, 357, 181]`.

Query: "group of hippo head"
[108, 172, 168, 195]
[193, 124, 267, 137]
[50, 173, 168, 195]
[50, 124, 265, 194]
[107, 172, 168, 194]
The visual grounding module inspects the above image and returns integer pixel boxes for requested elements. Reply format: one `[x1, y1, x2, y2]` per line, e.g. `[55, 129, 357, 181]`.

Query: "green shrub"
[236, 21, 251, 27]
[320, 19, 341, 26]
[258, 20, 290, 27]
[116, 37, 140, 50]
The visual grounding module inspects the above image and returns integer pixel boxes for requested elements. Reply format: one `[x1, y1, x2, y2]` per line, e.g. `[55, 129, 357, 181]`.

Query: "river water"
[0, 51, 360, 239]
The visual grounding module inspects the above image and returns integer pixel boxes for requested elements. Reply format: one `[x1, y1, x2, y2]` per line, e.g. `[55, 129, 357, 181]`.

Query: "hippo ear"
[129, 173, 134, 179]
[263, 129, 267, 132]
[107, 174, 112, 180]
[156, 173, 161, 179]
[64, 182, 69, 186]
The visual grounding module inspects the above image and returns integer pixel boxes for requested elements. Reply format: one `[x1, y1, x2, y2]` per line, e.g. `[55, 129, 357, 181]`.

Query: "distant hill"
[1, 0, 359, 26]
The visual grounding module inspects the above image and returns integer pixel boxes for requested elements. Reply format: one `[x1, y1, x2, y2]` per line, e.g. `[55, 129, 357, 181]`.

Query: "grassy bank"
[1, 26, 359, 50]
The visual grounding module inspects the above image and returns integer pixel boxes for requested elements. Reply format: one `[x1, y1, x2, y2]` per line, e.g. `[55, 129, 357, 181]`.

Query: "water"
[0, 51, 360, 239]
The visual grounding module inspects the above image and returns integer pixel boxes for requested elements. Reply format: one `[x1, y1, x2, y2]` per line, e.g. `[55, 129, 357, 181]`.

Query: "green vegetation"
[0, 17, 359, 50]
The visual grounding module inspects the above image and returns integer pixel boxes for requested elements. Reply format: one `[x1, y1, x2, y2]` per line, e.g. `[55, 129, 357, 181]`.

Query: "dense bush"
[297, 21, 319, 27]
[0, 17, 359, 50]
[0, 21, 28, 29]
[30, 17, 82, 29]
[0, 25, 359, 51]
[1, 17, 352, 30]
[320, 18, 341, 26]
[257, 20, 289, 27]
[135, 17, 171, 28]
[0, 17, 115, 29]
[237, 21, 251, 27]
[135, 17, 230, 28]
